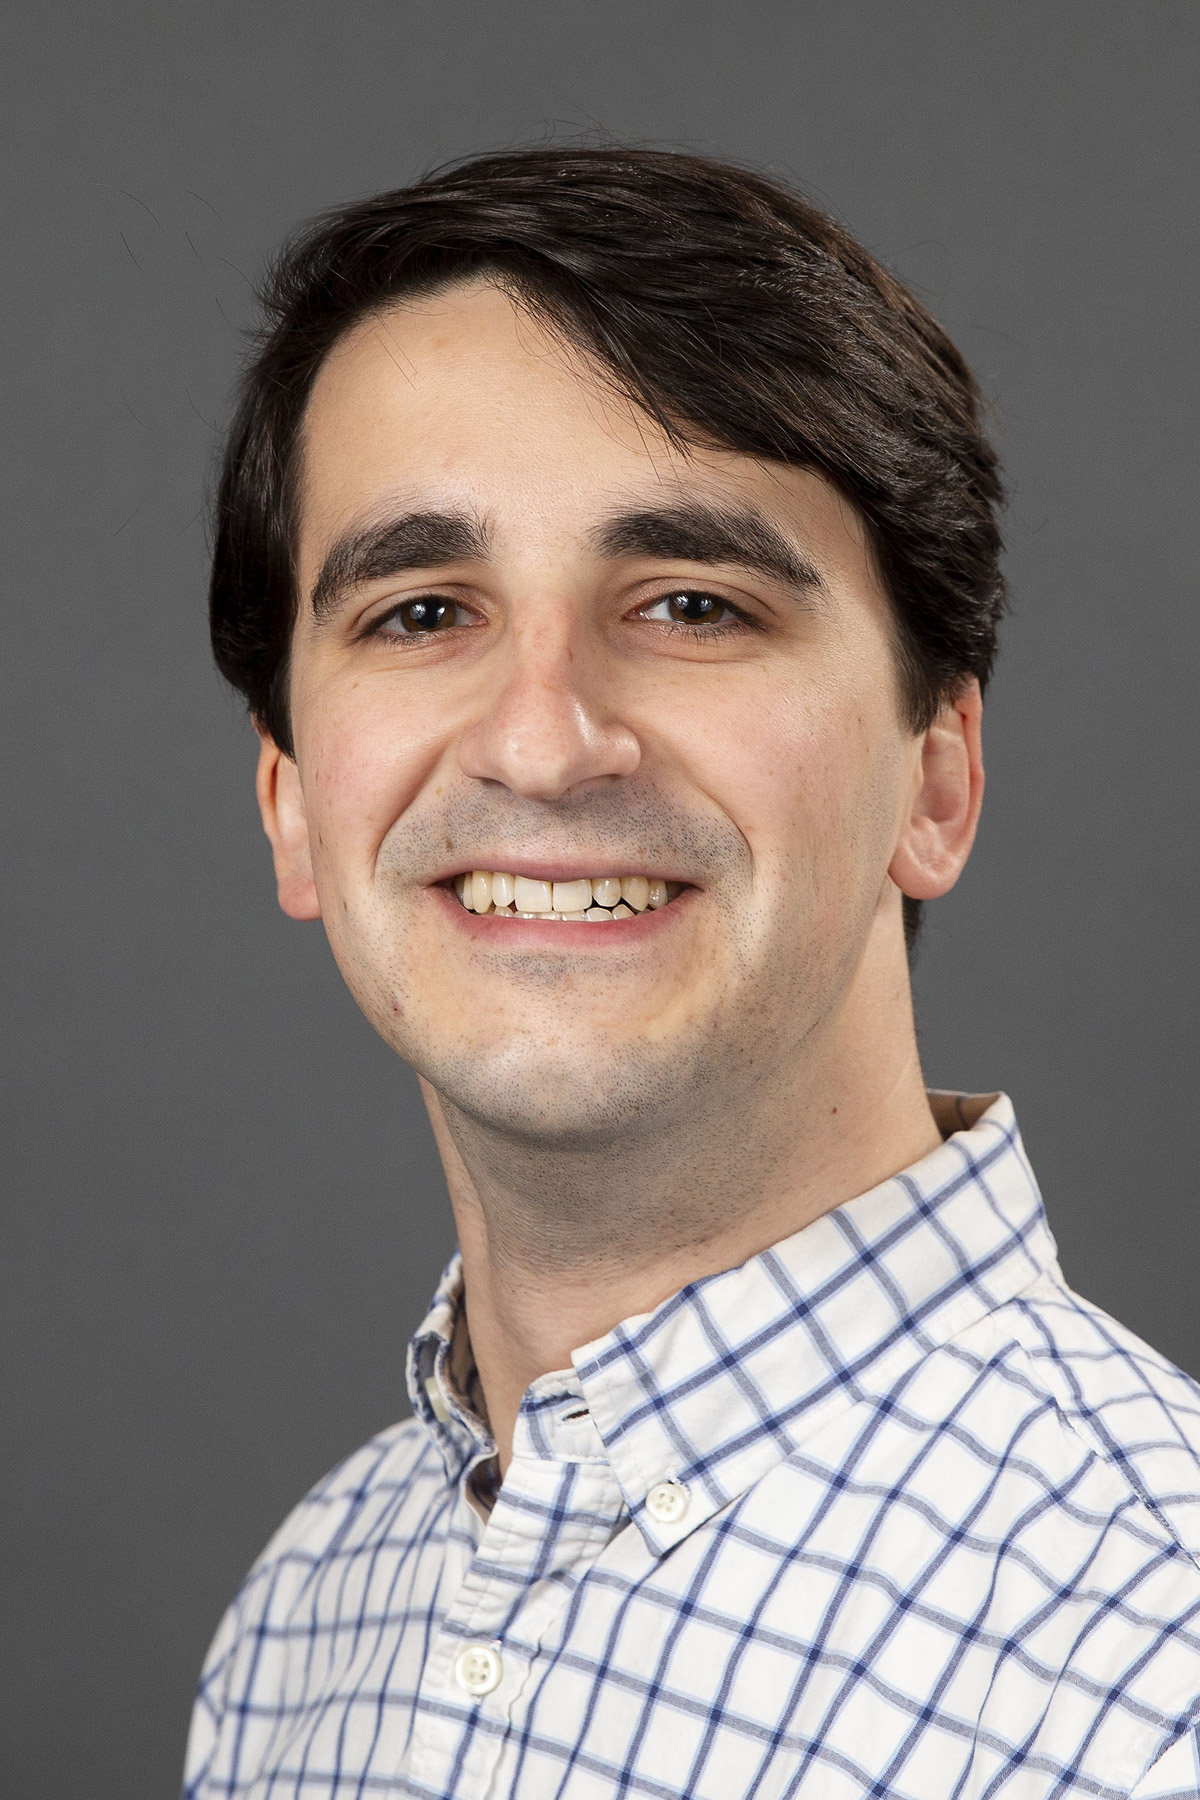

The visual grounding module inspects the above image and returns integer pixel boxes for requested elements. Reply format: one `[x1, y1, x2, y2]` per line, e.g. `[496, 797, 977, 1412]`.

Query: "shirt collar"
[407, 1093, 1059, 1554]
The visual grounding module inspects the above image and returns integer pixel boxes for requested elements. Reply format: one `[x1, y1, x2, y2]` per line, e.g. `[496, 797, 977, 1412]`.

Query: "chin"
[412, 1032, 697, 1151]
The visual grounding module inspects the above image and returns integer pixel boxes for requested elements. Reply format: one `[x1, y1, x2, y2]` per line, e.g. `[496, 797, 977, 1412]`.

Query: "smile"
[451, 871, 682, 921]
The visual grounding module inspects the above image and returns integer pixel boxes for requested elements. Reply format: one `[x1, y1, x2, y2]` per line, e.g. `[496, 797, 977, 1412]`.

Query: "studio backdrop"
[2, 4, 1197, 1794]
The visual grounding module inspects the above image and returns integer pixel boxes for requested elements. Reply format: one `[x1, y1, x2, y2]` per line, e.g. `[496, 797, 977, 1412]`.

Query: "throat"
[418, 1017, 944, 1471]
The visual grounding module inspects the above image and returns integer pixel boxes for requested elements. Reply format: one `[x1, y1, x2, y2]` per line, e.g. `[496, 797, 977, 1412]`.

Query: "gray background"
[2, 2, 1197, 1792]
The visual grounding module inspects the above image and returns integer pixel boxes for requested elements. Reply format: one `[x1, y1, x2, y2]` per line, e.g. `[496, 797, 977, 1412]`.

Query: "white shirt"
[185, 1095, 1200, 1797]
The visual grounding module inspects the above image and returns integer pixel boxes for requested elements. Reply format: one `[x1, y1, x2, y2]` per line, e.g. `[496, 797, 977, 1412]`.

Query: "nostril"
[457, 693, 642, 799]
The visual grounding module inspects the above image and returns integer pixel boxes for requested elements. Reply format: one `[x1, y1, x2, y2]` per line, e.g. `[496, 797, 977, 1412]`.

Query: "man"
[185, 149, 1200, 1798]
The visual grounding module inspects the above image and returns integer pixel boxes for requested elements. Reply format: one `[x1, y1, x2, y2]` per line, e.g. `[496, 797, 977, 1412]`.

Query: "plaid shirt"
[185, 1095, 1200, 1798]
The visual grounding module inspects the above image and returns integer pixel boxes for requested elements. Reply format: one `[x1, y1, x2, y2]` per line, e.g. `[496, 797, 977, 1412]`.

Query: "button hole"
[561, 1408, 589, 1422]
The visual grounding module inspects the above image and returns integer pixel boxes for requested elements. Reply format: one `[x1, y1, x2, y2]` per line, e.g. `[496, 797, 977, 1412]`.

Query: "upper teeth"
[453, 871, 674, 920]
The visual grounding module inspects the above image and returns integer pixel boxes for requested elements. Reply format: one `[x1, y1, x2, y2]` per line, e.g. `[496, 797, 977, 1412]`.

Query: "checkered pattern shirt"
[184, 1095, 1200, 1797]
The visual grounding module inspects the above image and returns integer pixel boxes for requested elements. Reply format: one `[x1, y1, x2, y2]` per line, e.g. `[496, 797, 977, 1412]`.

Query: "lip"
[431, 882, 694, 942]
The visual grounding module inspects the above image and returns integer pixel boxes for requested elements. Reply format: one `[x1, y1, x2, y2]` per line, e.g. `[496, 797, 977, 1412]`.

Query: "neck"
[419, 927, 941, 1472]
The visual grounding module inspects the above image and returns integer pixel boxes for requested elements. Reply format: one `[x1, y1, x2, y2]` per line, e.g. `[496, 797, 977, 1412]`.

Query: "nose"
[457, 618, 641, 801]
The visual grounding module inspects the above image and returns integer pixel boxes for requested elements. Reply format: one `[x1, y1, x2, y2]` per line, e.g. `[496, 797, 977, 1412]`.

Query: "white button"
[453, 1641, 503, 1696]
[645, 1478, 689, 1524]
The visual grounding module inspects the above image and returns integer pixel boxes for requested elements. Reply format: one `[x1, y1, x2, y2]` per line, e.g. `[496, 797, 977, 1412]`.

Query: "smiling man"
[185, 150, 1200, 1799]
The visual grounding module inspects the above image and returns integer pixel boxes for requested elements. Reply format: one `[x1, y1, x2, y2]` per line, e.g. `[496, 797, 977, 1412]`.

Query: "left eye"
[641, 591, 735, 627]
[380, 597, 470, 635]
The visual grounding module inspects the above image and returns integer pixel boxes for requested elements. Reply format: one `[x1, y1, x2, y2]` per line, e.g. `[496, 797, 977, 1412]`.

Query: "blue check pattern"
[184, 1096, 1200, 1797]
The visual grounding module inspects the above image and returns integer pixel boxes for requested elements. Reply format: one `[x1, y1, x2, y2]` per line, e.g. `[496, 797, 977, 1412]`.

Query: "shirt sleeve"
[1131, 1726, 1200, 1798]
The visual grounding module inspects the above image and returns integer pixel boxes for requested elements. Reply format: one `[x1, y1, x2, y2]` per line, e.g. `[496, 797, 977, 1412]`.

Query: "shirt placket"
[398, 1387, 625, 1799]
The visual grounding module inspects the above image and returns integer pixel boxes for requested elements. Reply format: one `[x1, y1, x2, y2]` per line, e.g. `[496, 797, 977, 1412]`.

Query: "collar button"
[645, 1478, 689, 1524]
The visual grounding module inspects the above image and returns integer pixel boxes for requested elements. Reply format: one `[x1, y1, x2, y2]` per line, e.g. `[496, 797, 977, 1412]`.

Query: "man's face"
[274, 280, 928, 1146]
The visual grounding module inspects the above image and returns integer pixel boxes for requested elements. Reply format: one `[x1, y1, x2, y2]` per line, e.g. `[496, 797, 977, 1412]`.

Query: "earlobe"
[255, 733, 322, 921]
[888, 682, 985, 903]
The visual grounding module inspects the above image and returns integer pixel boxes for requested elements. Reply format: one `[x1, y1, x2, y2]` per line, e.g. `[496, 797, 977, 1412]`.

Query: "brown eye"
[382, 598, 467, 635]
[643, 591, 734, 626]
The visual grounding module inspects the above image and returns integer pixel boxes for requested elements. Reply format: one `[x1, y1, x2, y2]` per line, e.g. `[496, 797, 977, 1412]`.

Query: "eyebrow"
[309, 497, 824, 622]
[592, 503, 823, 595]
[310, 509, 491, 620]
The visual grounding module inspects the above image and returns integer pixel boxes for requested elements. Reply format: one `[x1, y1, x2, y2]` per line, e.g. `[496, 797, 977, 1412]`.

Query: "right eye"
[379, 597, 473, 636]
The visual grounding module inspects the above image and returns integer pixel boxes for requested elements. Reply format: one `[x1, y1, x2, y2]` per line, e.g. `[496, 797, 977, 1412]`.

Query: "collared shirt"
[184, 1096, 1200, 1798]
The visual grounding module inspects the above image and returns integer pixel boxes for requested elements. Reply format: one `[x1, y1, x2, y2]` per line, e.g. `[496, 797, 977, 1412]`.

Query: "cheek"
[683, 673, 903, 887]
[296, 679, 443, 887]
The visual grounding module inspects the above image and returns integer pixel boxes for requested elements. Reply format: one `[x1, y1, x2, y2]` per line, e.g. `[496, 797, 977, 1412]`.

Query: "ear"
[255, 732, 322, 921]
[889, 681, 985, 901]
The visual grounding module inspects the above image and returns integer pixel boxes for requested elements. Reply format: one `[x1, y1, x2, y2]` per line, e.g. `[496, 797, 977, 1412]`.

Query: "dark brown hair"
[209, 146, 1004, 947]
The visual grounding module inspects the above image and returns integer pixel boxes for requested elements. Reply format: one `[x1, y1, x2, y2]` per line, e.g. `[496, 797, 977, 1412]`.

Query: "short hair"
[209, 146, 1004, 950]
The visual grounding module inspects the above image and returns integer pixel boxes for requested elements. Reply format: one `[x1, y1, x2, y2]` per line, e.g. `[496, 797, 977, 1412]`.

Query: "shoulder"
[244, 1415, 436, 1570]
[994, 1270, 1200, 1564]
[184, 1416, 440, 1791]
[862, 1277, 1200, 1789]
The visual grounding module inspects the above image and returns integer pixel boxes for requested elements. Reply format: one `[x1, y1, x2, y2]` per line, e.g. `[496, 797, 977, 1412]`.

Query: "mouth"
[448, 869, 685, 922]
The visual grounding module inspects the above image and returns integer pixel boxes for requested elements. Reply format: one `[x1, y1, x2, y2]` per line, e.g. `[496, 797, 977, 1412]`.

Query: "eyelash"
[365, 590, 759, 642]
[645, 600, 755, 643]
[366, 598, 475, 641]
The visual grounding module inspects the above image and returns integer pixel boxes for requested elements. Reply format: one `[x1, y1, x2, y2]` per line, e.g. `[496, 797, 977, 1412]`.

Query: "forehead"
[296, 279, 876, 581]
